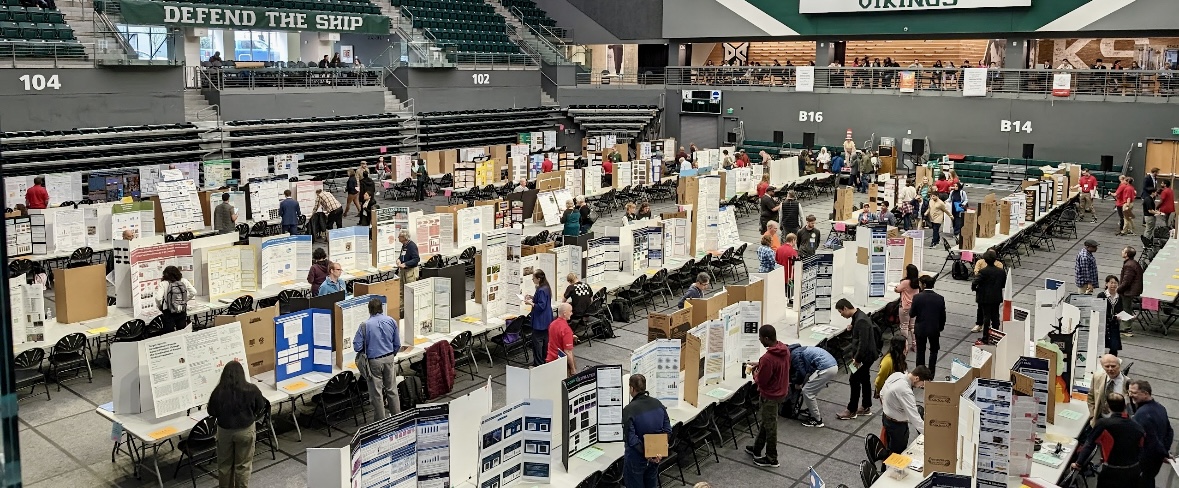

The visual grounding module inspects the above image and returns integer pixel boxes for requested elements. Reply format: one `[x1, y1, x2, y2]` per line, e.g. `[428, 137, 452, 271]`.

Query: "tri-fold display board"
[405, 277, 453, 336]
[478, 399, 554, 487]
[273, 308, 334, 384]
[351, 403, 452, 488]
[560, 365, 624, 468]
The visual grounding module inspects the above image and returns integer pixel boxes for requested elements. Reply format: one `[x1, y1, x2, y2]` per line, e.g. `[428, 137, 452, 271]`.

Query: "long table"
[870, 400, 1089, 488]
[1142, 238, 1179, 302]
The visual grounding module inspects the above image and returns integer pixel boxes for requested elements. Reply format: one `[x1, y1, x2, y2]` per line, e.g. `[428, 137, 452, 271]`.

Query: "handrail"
[192, 104, 220, 123]
[385, 66, 409, 89]
[506, 5, 568, 64]
[194, 67, 386, 90]
[94, 7, 136, 58]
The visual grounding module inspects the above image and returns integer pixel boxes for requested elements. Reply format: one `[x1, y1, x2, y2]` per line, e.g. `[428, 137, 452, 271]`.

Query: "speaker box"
[726, 131, 737, 144]
[1022, 143, 1034, 160]
[802, 132, 815, 148]
[912, 138, 924, 154]
[1101, 155, 1114, 172]
[773, 131, 784, 144]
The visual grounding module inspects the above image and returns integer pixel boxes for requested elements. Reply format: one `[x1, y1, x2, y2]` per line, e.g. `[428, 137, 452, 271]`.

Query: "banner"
[796, 66, 814, 92]
[118, 0, 390, 34]
[962, 67, 988, 97]
[1052, 72, 1072, 97]
[899, 71, 916, 93]
[800, 0, 1030, 13]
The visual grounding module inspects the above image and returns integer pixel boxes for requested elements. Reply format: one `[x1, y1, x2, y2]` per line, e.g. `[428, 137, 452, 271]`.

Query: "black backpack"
[398, 375, 425, 411]
[951, 260, 972, 280]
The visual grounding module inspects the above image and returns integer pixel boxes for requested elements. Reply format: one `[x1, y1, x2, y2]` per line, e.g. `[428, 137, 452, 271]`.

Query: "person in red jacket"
[1077, 169, 1099, 223]
[541, 156, 554, 173]
[1115, 176, 1137, 236]
[775, 233, 799, 303]
[1159, 180, 1175, 230]
[744, 324, 790, 468]
[25, 176, 49, 209]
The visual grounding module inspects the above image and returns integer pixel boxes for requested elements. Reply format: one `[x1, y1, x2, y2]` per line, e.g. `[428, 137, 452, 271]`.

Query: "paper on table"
[149, 426, 178, 439]
[574, 446, 605, 462]
[705, 388, 732, 399]
[302, 373, 330, 383]
[282, 380, 309, 391]
[87, 327, 110, 334]
[1057, 409, 1083, 420]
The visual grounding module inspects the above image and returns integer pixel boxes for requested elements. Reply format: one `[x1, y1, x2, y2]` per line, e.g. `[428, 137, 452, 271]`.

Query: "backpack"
[398, 374, 425, 411]
[872, 324, 884, 353]
[157, 281, 188, 313]
[951, 260, 972, 280]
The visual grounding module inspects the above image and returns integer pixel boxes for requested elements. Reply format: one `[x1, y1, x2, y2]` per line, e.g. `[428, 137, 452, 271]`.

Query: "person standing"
[745, 325, 791, 468]
[759, 187, 780, 233]
[910, 275, 946, 372]
[788, 344, 838, 428]
[1142, 187, 1160, 237]
[1143, 168, 1159, 199]
[577, 196, 594, 235]
[354, 298, 402, 420]
[1116, 176, 1137, 235]
[561, 200, 580, 239]
[313, 188, 344, 230]
[622, 374, 672, 488]
[971, 251, 1006, 342]
[318, 262, 346, 296]
[757, 235, 777, 273]
[779, 190, 802, 237]
[397, 230, 421, 283]
[1117, 246, 1143, 334]
[776, 234, 799, 302]
[1087, 354, 1130, 428]
[925, 193, 952, 247]
[207, 361, 267, 488]
[894, 265, 920, 353]
[677, 273, 710, 309]
[763, 221, 782, 250]
[546, 303, 576, 376]
[756, 174, 771, 198]
[836, 299, 878, 420]
[948, 181, 968, 236]
[879, 366, 933, 454]
[525, 270, 554, 367]
[154, 265, 196, 334]
[1129, 380, 1173, 488]
[1072, 393, 1144, 488]
[213, 193, 238, 235]
[278, 190, 301, 235]
[414, 159, 430, 201]
[356, 191, 377, 226]
[541, 156, 554, 173]
[307, 248, 332, 295]
[360, 169, 377, 205]
[345, 169, 361, 216]
[1158, 180, 1175, 229]
[1078, 169, 1099, 223]
[796, 215, 821, 258]
[24, 176, 49, 209]
[1075, 240, 1100, 294]
[1098, 275, 1126, 353]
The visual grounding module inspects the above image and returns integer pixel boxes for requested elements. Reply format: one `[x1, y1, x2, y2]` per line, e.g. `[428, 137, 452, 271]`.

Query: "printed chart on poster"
[203, 160, 233, 189]
[142, 323, 248, 417]
[456, 206, 486, 251]
[584, 236, 620, 285]
[350, 404, 452, 488]
[374, 207, 413, 268]
[274, 309, 333, 381]
[969, 378, 1013, 488]
[630, 340, 682, 405]
[206, 245, 257, 299]
[258, 235, 312, 289]
[868, 226, 887, 297]
[44, 173, 82, 206]
[478, 400, 553, 488]
[247, 178, 286, 222]
[413, 213, 454, 255]
[329, 226, 372, 272]
[155, 170, 205, 235]
[406, 278, 452, 336]
[885, 237, 906, 285]
[240, 156, 270, 181]
[273, 153, 301, 177]
[28, 208, 86, 255]
[130, 242, 193, 320]
[292, 180, 322, 215]
[111, 202, 156, 239]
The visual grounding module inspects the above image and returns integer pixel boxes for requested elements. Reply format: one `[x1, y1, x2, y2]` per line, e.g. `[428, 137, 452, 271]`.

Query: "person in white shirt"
[679, 157, 693, 174]
[879, 366, 933, 454]
[154, 265, 197, 334]
[816, 147, 831, 171]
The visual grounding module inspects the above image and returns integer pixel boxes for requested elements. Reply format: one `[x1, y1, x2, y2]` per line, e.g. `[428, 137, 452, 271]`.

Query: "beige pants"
[1122, 207, 1136, 234]
[899, 307, 915, 354]
[217, 426, 255, 488]
[1079, 193, 1095, 218]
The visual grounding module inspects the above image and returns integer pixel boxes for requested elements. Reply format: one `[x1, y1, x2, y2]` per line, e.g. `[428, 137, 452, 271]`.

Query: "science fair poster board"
[333, 294, 388, 369]
[240, 155, 270, 181]
[350, 403, 452, 488]
[273, 308, 333, 383]
[274, 153, 301, 177]
[27, 207, 86, 255]
[969, 378, 1014, 488]
[480, 227, 523, 324]
[292, 180, 322, 216]
[456, 206, 487, 251]
[630, 339, 682, 406]
[478, 399, 554, 488]
[413, 212, 455, 255]
[247, 178, 286, 222]
[139, 322, 248, 417]
[155, 170, 205, 235]
[584, 236, 621, 286]
[205, 191, 247, 227]
[551, 245, 583, 290]
[203, 160, 233, 189]
[130, 242, 193, 320]
[560, 365, 624, 467]
[112, 201, 157, 239]
[373, 206, 416, 269]
[256, 234, 312, 289]
[9, 278, 46, 345]
[206, 244, 257, 300]
[329, 226, 372, 272]
[405, 277, 452, 336]
[584, 165, 603, 197]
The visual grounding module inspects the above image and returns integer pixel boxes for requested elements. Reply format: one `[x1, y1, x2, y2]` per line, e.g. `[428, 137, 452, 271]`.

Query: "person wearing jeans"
[788, 344, 838, 428]
[925, 194, 951, 247]
[745, 325, 791, 468]
[622, 374, 671, 488]
[879, 367, 933, 454]
[836, 299, 879, 420]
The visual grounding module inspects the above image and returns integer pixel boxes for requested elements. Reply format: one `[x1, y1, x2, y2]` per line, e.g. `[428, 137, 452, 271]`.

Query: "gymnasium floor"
[16, 184, 1179, 488]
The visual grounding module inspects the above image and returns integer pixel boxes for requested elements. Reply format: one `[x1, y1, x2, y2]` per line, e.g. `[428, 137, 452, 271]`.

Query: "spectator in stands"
[757, 235, 777, 273]
[759, 186, 780, 233]
[414, 159, 429, 201]
[345, 169, 361, 216]
[1118, 177, 1138, 236]
[637, 202, 652, 220]
[541, 156, 554, 173]
[207, 51, 223, 66]
[1098, 275, 1125, 354]
[776, 233, 799, 302]
[313, 188, 344, 230]
[24, 177, 48, 209]
[577, 196, 593, 234]
[546, 303, 576, 376]
[1078, 168, 1099, 223]
[213, 192, 237, 234]
[756, 174, 771, 198]
[329, 53, 342, 68]
[207, 361, 267, 488]
[925, 193, 952, 246]
[154, 266, 196, 334]
[677, 273, 710, 309]
[561, 200, 580, 238]
[745, 324, 790, 468]
[524, 270, 554, 366]
[1158, 180, 1175, 228]
[911, 275, 945, 372]
[780, 190, 802, 236]
[797, 215, 821, 258]
[971, 251, 1006, 342]
[318, 55, 330, 69]
[622, 374, 673, 488]
[763, 221, 781, 251]
[279, 190, 301, 235]
[1117, 246, 1143, 334]
[308, 247, 332, 295]
[318, 262, 346, 297]
[836, 299, 877, 420]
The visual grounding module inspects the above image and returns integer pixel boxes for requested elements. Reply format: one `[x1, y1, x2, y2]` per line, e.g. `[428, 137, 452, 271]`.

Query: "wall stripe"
[1036, 0, 1136, 32]
[714, 0, 798, 36]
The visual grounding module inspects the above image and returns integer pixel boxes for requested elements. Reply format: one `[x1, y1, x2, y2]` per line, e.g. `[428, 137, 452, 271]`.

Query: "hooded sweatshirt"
[307, 260, 332, 295]
[755, 341, 791, 401]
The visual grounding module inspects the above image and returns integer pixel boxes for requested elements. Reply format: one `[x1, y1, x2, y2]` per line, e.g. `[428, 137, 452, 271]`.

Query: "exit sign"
[1172, 127, 1179, 135]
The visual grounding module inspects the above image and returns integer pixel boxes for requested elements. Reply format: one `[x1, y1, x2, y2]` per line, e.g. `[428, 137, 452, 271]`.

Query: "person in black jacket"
[836, 298, 878, 420]
[971, 250, 1006, 343]
[207, 361, 268, 488]
[577, 196, 594, 235]
[759, 187, 780, 233]
[1071, 393, 1144, 488]
[909, 275, 946, 372]
[779, 190, 802, 236]
[796, 215, 822, 258]
[622, 374, 672, 488]
[1129, 380, 1173, 488]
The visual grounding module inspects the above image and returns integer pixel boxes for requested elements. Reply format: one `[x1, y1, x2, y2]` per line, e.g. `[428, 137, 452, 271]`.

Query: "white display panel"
[129, 242, 194, 320]
[329, 226, 371, 272]
[206, 245, 257, 299]
[155, 170, 205, 235]
[240, 155, 270, 181]
[141, 322, 248, 417]
[630, 339, 683, 406]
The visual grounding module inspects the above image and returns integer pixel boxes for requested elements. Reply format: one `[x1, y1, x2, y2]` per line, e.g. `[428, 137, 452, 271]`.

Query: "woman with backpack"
[154, 265, 196, 333]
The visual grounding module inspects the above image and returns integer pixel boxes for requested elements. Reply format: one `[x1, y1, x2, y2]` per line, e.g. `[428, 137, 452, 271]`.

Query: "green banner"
[118, 0, 390, 34]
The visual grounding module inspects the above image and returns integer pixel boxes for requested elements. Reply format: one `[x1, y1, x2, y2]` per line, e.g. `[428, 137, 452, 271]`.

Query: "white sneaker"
[970, 325, 983, 333]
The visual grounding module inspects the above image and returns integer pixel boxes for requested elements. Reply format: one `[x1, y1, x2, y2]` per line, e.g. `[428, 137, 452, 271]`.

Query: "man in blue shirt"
[1129, 380, 1173, 488]
[278, 190, 301, 235]
[676, 272, 710, 309]
[622, 374, 671, 488]
[788, 344, 839, 428]
[317, 262, 346, 296]
[353, 298, 402, 420]
[397, 230, 421, 283]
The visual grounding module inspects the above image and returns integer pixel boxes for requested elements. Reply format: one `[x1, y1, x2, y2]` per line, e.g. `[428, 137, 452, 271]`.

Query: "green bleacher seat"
[0, 20, 17, 38]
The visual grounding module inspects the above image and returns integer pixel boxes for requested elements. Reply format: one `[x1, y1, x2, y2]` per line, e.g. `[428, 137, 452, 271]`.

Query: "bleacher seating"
[134, 0, 381, 14]
[500, 0, 556, 31]
[566, 105, 661, 140]
[1, 124, 204, 176]
[393, 0, 521, 56]
[222, 113, 417, 177]
[418, 107, 558, 149]
[0, 1, 84, 58]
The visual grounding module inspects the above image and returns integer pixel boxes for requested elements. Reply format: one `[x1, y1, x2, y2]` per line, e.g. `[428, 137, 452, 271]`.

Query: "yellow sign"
[1164, 292, 1178, 297]
[414, 337, 430, 345]
[282, 381, 309, 391]
[149, 426, 178, 439]
[1167, 285, 1179, 290]
[459, 316, 481, 324]
[86, 327, 110, 334]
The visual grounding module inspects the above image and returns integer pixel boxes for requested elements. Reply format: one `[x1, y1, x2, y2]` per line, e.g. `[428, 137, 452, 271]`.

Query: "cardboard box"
[521, 241, 555, 256]
[923, 368, 980, 476]
[682, 333, 701, 407]
[424, 151, 443, 175]
[215, 305, 278, 376]
[977, 194, 998, 239]
[647, 307, 692, 342]
[834, 187, 855, 222]
[354, 278, 402, 320]
[677, 176, 699, 206]
[53, 264, 108, 323]
[867, 183, 879, 213]
[959, 210, 976, 250]
[687, 291, 727, 326]
[999, 200, 1012, 235]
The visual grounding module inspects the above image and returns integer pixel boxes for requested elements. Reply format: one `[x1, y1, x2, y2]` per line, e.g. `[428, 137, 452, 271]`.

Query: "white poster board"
[240, 156, 270, 181]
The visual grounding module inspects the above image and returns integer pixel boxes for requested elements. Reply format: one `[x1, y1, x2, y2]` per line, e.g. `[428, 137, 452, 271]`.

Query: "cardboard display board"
[256, 234, 312, 289]
[959, 210, 977, 250]
[686, 291, 728, 327]
[353, 279, 402, 319]
[478, 399, 554, 487]
[215, 305, 278, 376]
[273, 308, 333, 384]
[648, 307, 692, 342]
[560, 365, 624, 467]
[53, 264, 108, 323]
[922, 368, 981, 477]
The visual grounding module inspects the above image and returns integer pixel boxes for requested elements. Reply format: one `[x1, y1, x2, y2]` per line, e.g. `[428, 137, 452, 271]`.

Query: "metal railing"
[575, 71, 667, 86]
[648, 66, 1178, 102]
[190, 67, 387, 90]
[0, 41, 92, 67]
[505, 5, 572, 65]
[451, 52, 539, 68]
